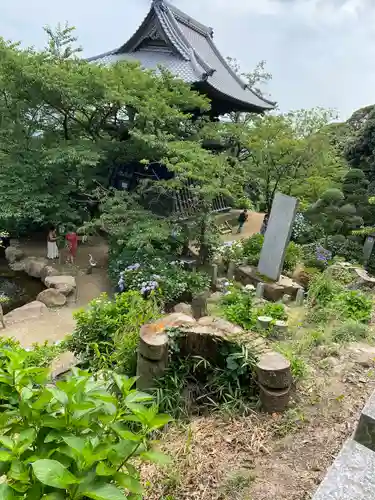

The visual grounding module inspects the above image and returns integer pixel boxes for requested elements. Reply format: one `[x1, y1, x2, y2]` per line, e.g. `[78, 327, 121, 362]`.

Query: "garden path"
[2, 236, 111, 347]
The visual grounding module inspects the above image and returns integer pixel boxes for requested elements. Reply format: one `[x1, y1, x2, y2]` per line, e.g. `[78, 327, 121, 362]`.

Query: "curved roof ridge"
[161, 2, 215, 77]
[153, 2, 191, 60]
[162, 0, 213, 37]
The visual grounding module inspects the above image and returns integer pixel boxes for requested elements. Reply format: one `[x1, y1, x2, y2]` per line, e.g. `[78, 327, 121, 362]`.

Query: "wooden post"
[136, 323, 169, 390]
[211, 264, 218, 291]
[256, 283, 265, 299]
[227, 261, 236, 280]
[191, 291, 208, 320]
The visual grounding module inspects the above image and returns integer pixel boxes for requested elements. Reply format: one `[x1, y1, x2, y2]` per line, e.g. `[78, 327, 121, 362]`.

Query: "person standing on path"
[260, 213, 269, 235]
[66, 229, 78, 264]
[47, 226, 59, 260]
[236, 209, 248, 234]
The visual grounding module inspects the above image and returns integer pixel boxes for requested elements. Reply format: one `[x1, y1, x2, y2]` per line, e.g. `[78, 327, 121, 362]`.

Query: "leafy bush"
[284, 242, 303, 272]
[118, 259, 210, 305]
[291, 213, 320, 244]
[0, 349, 171, 499]
[221, 289, 287, 330]
[307, 273, 343, 306]
[215, 240, 244, 266]
[332, 320, 370, 343]
[333, 290, 372, 323]
[242, 234, 264, 265]
[68, 291, 160, 374]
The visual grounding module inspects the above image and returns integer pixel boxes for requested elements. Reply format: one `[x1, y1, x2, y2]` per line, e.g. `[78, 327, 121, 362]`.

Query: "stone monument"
[364, 235, 375, 266]
[258, 193, 298, 281]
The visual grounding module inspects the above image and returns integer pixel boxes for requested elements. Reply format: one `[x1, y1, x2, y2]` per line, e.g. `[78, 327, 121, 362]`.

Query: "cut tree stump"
[256, 352, 291, 389]
[259, 384, 291, 413]
[257, 316, 273, 330]
[273, 320, 288, 339]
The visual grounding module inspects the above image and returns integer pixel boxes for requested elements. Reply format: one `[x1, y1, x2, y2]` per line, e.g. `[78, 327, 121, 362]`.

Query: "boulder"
[51, 352, 79, 379]
[37, 289, 67, 308]
[40, 266, 61, 284]
[173, 303, 193, 316]
[197, 316, 243, 335]
[24, 258, 48, 279]
[4, 301, 48, 324]
[9, 261, 26, 272]
[45, 275, 76, 296]
[5, 246, 24, 264]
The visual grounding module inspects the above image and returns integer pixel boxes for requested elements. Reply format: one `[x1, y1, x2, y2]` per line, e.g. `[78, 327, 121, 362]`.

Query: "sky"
[1, 0, 374, 120]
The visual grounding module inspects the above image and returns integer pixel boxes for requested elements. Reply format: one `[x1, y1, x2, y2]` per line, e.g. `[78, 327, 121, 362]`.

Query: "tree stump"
[257, 316, 272, 331]
[259, 385, 291, 413]
[191, 292, 208, 320]
[136, 322, 169, 390]
[256, 352, 291, 389]
[273, 320, 288, 339]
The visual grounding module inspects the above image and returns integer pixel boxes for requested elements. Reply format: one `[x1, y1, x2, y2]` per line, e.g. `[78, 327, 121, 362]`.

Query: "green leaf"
[48, 387, 69, 405]
[32, 459, 78, 489]
[43, 494, 66, 500]
[149, 414, 172, 430]
[82, 483, 128, 500]
[0, 450, 12, 462]
[96, 462, 116, 476]
[62, 436, 85, 454]
[0, 484, 14, 499]
[140, 450, 172, 465]
[124, 392, 154, 404]
[111, 424, 141, 442]
[9, 459, 29, 482]
[115, 472, 143, 494]
[0, 436, 13, 451]
[16, 428, 37, 454]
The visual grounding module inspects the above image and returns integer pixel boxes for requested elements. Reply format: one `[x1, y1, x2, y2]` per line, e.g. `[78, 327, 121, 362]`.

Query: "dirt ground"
[2, 236, 111, 347]
[142, 342, 375, 499]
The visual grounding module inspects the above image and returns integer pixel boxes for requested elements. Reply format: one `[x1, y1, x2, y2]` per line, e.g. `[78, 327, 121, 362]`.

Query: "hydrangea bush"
[118, 259, 210, 305]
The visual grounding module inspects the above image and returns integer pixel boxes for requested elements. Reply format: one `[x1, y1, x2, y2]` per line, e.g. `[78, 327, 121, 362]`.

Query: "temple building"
[88, 0, 275, 216]
[88, 0, 275, 118]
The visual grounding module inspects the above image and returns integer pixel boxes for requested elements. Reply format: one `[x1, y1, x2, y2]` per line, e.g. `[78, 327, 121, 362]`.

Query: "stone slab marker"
[364, 236, 375, 266]
[313, 439, 375, 499]
[258, 193, 298, 281]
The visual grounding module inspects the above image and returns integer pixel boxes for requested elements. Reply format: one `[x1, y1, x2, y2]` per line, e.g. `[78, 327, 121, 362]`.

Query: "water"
[0, 262, 45, 314]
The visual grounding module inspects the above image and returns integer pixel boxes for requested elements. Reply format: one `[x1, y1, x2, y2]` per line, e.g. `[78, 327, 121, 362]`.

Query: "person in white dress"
[47, 226, 59, 260]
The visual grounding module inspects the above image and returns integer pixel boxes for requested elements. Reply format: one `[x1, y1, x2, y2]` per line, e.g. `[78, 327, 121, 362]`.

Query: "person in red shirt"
[65, 229, 78, 264]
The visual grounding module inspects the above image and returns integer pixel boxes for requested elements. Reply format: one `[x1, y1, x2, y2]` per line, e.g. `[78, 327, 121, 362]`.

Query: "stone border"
[4, 246, 76, 309]
[313, 389, 375, 499]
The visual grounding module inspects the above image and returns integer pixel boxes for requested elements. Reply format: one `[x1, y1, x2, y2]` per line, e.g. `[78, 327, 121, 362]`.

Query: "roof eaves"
[153, 2, 191, 60]
[205, 35, 276, 108]
[86, 49, 118, 63]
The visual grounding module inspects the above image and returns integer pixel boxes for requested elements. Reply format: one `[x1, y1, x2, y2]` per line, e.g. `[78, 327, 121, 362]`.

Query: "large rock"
[51, 352, 79, 380]
[173, 303, 193, 316]
[9, 261, 26, 272]
[4, 301, 48, 324]
[37, 289, 67, 308]
[24, 257, 48, 279]
[45, 275, 76, 296]
[5, 246, 24, 264]
[40, 266, 61, 284]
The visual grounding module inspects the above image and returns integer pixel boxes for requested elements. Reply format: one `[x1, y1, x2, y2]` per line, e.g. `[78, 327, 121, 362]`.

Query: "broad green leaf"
[124, 392, 154, 404]
[149, 414, 172, 430]
[32, 389, 53, 410]
[62, 436, 85, 454]
[115, 472, 143, 494]
[0, 436, 13, 451]
[82, 483, 127, 500]
[111, 424, 141, 442]
[32, 459, 78, 489]
[0, 484, 14, 499]
[140, 450, 172, 465]
[43, 494, 66, 499]
[9, 459, 29, 482]
[41, 416, 66, 429]
[16, 428, 37, 454]
[96, 462, 116, 476]
[48, 387, 69, 405]
[0, 450, 12, 462]
[20, 386, 34, 401]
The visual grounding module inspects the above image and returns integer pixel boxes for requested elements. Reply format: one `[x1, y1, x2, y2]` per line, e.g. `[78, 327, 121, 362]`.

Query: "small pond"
[0, 261, 45, 314]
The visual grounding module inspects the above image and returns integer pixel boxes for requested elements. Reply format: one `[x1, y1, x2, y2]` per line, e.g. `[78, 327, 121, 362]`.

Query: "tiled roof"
[88, 0, 275, 112]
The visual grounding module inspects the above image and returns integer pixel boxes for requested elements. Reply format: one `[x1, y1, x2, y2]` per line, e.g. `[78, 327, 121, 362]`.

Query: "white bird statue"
[88, 254, 97, 267]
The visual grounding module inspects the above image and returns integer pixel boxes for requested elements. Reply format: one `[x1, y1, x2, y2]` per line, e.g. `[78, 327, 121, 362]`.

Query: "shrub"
[333, 290, 373, 323]
[332, 320, 370, 343]
[118, 259, 210, 305]
[68, 291, 160, 374]
[242, 234, 264, 265]
[215, 240, 244, 266]
[0, 349, 171, 498]
[284, 242, 303, 272]
[307, 273, 343, 306]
